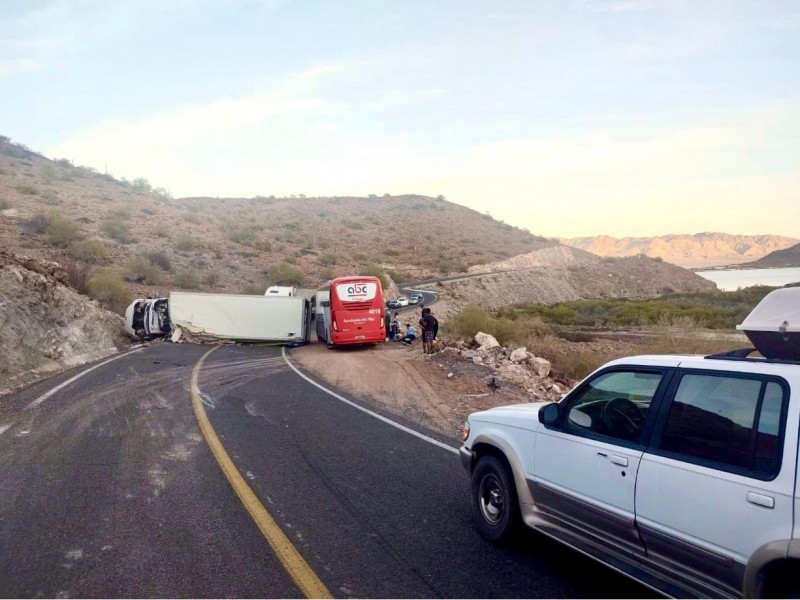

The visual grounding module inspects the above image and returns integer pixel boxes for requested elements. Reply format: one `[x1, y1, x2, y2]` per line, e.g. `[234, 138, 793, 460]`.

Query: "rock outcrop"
[0, 250, 128, 395]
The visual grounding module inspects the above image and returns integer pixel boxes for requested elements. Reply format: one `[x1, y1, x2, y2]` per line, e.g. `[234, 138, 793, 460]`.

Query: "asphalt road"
[0, 343, 655, 598]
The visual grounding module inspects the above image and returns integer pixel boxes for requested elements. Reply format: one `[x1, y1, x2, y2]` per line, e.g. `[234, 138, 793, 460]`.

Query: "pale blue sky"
[2, 0, 799, 238]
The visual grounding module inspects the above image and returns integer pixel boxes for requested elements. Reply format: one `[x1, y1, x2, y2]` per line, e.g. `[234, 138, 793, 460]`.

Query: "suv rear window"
[658, 373, 787, 479]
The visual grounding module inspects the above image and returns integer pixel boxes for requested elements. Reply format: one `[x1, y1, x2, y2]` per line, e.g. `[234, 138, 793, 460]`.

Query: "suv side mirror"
[538, 402, 560, 426]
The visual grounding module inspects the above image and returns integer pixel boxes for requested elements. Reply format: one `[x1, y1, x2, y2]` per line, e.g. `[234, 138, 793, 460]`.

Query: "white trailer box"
[169, 291, 311, 344]
[736, 287, 800, 361]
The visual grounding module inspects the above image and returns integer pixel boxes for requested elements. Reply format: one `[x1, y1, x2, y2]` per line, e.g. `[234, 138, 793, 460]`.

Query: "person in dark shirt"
[421, 307, 438, 354]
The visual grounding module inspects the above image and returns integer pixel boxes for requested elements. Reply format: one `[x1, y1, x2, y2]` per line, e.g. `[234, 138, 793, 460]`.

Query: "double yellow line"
[191, 346, 332, 599]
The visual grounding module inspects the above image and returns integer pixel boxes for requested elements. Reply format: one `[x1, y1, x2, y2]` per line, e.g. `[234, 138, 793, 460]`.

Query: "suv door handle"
[747, 492, 775, 509]
[610, 455, 628, 467]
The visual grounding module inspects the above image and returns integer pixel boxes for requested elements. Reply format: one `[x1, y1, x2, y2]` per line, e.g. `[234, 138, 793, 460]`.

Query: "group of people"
[384, 301, 439, 354]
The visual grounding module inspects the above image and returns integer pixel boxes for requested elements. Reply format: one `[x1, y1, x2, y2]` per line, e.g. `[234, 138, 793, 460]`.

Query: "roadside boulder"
[510, 347, 529, 363]
[474, 332, 500, 350]
[528, 356, 551, 378]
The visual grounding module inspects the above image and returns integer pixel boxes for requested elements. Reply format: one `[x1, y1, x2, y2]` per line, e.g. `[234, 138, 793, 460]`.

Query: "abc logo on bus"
[347, 284, 368, 295]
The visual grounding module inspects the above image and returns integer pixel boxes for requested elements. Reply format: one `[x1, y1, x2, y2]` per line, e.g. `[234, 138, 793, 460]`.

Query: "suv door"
[636, 370, 793, 597]
[533, 367, 668, 562]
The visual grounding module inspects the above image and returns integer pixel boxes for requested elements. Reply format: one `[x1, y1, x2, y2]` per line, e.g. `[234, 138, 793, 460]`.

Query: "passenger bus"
[314, 276, 385, 348]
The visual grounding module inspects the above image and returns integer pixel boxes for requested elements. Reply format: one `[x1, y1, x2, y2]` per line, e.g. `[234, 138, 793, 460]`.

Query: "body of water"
[695, 267, 800, 291]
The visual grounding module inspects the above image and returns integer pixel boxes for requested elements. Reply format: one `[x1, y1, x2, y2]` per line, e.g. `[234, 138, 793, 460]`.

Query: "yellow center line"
[191, 345, 332, 599]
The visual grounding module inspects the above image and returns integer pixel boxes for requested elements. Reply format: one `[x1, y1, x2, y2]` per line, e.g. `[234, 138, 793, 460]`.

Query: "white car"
[396, 296, 409, 307]
[460, 287, 800, 598]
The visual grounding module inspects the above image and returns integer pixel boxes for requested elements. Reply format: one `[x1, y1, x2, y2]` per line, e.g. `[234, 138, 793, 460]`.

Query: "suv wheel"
[470, 455, 520, 542]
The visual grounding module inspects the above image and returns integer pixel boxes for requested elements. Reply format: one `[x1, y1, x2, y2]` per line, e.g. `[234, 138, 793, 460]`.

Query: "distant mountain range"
[559, 233, 800, 268]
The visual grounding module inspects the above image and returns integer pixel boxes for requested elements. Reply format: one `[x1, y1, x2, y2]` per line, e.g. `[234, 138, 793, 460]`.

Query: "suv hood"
[470, 401, 548, 430]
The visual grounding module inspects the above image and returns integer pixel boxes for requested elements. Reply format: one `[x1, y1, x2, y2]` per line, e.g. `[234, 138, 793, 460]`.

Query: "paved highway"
[0, 343, 654, 598]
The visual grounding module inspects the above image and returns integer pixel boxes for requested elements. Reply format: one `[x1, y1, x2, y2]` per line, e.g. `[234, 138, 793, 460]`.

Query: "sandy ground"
[290, 340, 533, 441]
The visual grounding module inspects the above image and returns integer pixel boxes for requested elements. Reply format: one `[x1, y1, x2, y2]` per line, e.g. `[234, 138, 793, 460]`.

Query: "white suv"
[460, 288, 800, 598]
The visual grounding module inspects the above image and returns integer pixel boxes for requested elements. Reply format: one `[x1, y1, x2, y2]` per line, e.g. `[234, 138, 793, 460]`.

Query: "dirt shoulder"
[290, 340, 537, 441]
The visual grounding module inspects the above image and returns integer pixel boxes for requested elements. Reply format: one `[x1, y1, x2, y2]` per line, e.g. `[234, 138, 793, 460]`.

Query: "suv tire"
[470, 454, 520, 542]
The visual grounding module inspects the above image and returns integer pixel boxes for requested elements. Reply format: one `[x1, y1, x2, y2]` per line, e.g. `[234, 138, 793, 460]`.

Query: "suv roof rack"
[704, 348, 800, 366]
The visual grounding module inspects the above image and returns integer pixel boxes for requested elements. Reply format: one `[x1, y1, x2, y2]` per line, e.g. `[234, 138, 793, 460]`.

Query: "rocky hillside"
[0, 249, 128, 395]
[738, 242, 800, 268]
[560, 233, 799, 268]
[428, 250, 717, 322]
[0, 136, 553, 308]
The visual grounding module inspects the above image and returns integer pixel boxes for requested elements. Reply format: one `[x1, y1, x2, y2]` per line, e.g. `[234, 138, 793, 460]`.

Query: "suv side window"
[563, 370, 663, 444]
[657, 373, 788, 479]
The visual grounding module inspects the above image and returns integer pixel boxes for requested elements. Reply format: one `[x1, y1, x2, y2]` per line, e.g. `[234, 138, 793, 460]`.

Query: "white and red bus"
[314, 276, 385, 348]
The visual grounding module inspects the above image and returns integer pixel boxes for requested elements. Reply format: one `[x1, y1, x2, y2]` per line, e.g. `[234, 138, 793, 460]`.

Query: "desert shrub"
[341, 218, 363, 230]
[21, 211, 50, 234]
[384, 248, 400, 257]
[45, 213, 83, 247]
[152, 224, 169, 238]
[384, 269, 409, 284]
[144, 250, 172, 271]
[252, 239, 272, 252]
[220, 221, 259, 246]
[86, 270, 130, 314]
[62, 261, 94, 293]
[204, 271, 220, 287]
[101, 213, 136, 244]
[360, 265, 388, 290]
[183, 211, 201, 224]
[173, 268, 200, 289]
[318, 254, 337, 267]
[68, 238, 108, 263]
[40, 163, 57, 183]
[174, 235, 202, 251]
[123, 256, 161, 284]
[13, 183, 38, 195]
[132, 177, 152, 191]
[446, 306, 518, 346]
[0, 198, 10, 209]
[239, 282, 265, 295]
[269, 262, 304, 286]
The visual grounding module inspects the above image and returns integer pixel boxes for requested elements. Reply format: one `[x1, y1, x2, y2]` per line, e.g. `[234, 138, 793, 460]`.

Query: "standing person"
[384, 302, 391, 342]
[422, 307, 438, 354]
[390, 312, 401, 340]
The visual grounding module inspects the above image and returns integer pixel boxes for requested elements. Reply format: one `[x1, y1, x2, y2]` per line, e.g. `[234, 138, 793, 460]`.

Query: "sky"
[2, 0, 799, 239]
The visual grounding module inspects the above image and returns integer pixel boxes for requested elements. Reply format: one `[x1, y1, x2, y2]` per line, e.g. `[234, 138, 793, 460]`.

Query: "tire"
[470, 454, 521, 542]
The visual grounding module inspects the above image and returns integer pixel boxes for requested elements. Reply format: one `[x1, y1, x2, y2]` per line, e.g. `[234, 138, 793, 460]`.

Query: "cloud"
[0, 58, 40, 77]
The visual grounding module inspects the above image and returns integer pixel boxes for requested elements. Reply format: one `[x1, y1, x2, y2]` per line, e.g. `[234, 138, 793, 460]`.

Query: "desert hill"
[560, 233, 799, 268]
[0, 136, 554, 310]
[739, 242, 800, 269]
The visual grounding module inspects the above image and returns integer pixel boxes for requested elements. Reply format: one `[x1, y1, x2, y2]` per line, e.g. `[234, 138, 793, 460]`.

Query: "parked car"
[396, 296, 409, 307]
[459, 288, 800, 599]
[387, 299, 401, 309]
[408, 293, 423, 304]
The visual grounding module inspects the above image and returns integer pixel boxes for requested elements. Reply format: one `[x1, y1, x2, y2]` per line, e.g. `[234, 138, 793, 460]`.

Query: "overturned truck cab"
[124, 298, 170, 339]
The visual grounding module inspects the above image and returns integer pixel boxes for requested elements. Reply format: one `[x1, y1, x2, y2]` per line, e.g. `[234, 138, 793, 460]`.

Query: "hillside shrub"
[0, 198, 10, 209]
[204, 271, 220, 287]
[123, 256, 161, 284]
[101, 213, 136, 244]
[13, 183, 38, 195]
[45, 213, 83, 247]
[240, 282, 265, 295]
[144, 250, 172, 272]
[183, 212, 201, 225]
[68, 239, 108, 264]
[318, 254, 337, 267]
[446, 306, 518, 346]
[173, 268, 201, 290]
[21, 211, 50, 234]
[86, 270, 130, 314]
[152, 224, 169, 238]
[269, 262, 304, 286]
[62, 261, 93, 293]
[360, 265, 387, 290]
[174, 235, 202, 251]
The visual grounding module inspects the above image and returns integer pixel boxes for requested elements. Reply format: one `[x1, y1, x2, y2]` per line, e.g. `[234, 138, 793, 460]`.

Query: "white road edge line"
[0, 425, 10, 436]
[26, 348, 143, 410]
[281, 347, 458, 455]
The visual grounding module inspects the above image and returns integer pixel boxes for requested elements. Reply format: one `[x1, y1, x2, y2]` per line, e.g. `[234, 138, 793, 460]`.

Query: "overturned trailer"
[124, 291, 313, 344]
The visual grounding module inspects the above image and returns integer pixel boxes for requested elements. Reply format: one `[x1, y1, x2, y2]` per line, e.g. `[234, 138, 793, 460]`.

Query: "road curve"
[0, 343, 653, 598]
